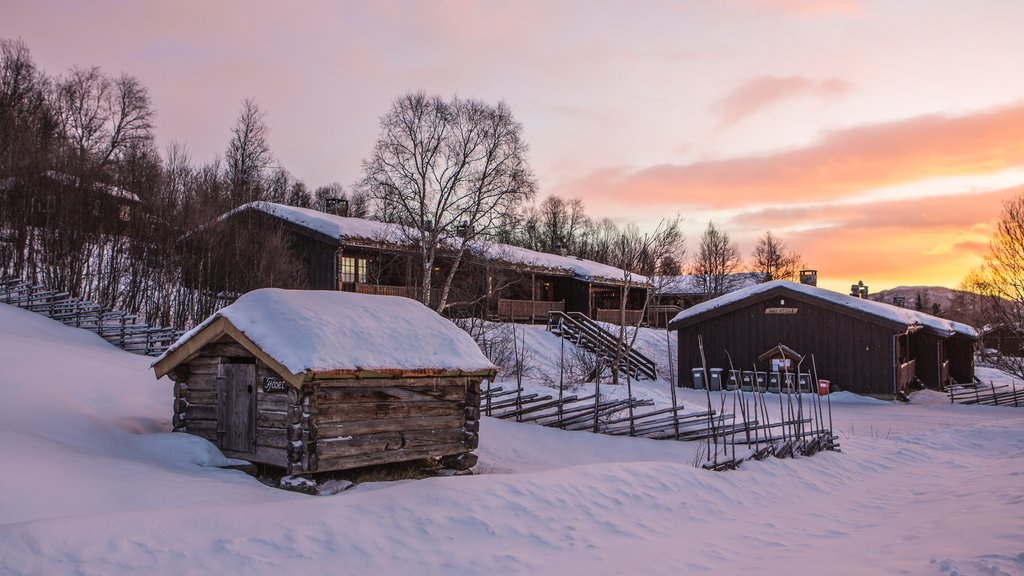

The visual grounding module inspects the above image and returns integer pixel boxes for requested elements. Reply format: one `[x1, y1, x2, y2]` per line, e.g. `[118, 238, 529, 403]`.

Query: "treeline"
[0, 38, 361, 327]
[1, 37, 801, 329]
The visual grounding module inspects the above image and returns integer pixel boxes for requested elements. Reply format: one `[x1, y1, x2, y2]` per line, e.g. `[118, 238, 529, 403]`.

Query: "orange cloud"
[752, 187, 1022, 290]
[559, 102, 1024, 211]
[713, 76, 851, 125]
[732, 186, 1022, 231]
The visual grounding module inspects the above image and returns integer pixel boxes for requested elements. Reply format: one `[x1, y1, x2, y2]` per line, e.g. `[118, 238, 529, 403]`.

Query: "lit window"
[357, 258, 368, 283]
[340, 257, 356, 283]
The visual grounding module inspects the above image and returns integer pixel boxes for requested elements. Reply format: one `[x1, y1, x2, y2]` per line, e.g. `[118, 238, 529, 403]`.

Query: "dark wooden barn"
[152, 288, 497, 475]
[190, 201, 648, 323]
[668, 281, 978, 397]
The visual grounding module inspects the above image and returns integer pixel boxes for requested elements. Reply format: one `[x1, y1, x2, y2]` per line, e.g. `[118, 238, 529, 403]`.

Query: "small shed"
[668, 281, 978, 396]
[152, 288, 497, 475]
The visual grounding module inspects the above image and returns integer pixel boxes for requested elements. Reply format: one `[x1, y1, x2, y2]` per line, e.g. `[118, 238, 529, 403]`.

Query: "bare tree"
[53, 67, 153, 168]
[358, 91, 536, 311]
[606, 217, 684, 385]
[691, 221, 742, 296]
[750, 230, 802, 282]
[314, 182, 369, 217]
[961, 194, 1024, 379]
[225, 98, 272, 205]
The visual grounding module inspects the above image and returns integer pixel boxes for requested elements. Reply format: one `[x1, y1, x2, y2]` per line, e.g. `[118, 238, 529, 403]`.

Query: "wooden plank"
[316, 376, 472, 391]
[257, 395, 290, 411]
[256, 427, 288, 449]
[257, 410, 289, 429]
[187, 356, 221, 375]
[316, 428, 466, 459]
[315, 401, 462, 422]
[222, 445, 289, 468]
[315, 414, 464, 437]
[314, 442, 469, 472]
[185, 390, 217, 405]
[187, 403, 218, 421]
[184, 373, 219, 392]
[183, 422, 217, 442]
[203, 341, 253, 359]
[316, 385, 468, 403]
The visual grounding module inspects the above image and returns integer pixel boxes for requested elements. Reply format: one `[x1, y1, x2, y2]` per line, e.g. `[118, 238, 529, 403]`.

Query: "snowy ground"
[1, 305, 1023, 575]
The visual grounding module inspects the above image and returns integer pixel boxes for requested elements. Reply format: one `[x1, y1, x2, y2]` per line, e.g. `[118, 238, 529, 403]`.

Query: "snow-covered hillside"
[1, 304, 1023, 575]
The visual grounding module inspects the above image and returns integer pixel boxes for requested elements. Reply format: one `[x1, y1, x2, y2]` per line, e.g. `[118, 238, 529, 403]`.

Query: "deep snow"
[1, 304, 1022, 575]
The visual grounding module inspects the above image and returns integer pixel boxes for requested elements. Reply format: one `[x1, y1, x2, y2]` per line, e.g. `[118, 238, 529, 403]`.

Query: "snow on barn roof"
[234, 201, 645, 285]
[154, 288, 497, 380]
[670, 280, 978, 338]
[654, 272, 765, 295]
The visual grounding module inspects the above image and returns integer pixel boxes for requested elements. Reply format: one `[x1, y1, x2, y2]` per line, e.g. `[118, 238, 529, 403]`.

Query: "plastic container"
[725, 370, 740, 391]
[709, 368, 723, 391]
[691, 368, 705, 390]
[818, 379, 830, 396]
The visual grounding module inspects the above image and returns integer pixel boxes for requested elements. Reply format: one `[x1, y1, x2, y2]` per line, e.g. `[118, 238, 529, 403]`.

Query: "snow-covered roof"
[44, 171, 141, 202]
[231, 202, 645, 285]
[154, 288, 497, 380]
[0, 172, 140, 202]
[477, 242, 648, 284]
[654, 272, 765, 296]
[670, 280, 979, 338]
[230, 201, 402, 243]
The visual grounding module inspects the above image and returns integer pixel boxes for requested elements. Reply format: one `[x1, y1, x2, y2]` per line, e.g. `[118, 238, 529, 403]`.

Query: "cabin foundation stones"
[154, 289, 497, 488]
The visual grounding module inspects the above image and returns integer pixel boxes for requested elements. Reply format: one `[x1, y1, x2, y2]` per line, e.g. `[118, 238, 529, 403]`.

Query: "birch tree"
[358, 92, 536, 311]
[962, 194, 1024, 379]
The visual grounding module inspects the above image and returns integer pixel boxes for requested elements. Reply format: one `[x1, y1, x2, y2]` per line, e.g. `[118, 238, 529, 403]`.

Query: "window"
[340, 257, 356, 284]
[357, 258, 368, 283]
[340, 257, 369, 284]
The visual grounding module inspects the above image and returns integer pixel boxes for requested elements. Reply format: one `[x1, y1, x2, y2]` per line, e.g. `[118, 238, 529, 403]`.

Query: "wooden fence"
[1, 277, 183, 357]
[595, 308, 645, 326]
[497, 298, 565, 323]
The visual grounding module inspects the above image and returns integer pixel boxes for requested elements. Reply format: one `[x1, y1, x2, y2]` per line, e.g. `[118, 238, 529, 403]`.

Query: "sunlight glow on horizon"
[4, 0, 1024, 291]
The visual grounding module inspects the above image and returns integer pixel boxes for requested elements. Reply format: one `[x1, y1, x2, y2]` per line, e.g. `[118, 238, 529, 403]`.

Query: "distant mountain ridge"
[868, 286, 962, 312]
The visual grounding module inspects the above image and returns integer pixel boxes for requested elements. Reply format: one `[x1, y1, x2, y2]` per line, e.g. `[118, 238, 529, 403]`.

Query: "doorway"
[219, 362, 256, 453]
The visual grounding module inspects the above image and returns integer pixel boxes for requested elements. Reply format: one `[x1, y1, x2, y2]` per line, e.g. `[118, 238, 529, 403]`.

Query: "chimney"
[799, 269, 817, 286]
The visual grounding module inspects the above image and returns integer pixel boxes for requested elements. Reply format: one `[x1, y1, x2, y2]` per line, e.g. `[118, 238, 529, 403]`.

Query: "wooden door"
[219, 363, 256, 453]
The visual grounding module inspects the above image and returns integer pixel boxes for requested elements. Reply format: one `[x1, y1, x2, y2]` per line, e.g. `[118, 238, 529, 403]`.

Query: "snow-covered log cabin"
[668, 280, 978, 397]
[152, 289, 497, 474]
[182, 201, 649, 324]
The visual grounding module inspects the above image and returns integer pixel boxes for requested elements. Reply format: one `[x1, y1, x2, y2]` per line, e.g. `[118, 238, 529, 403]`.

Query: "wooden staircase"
[547, 311, 658, 380]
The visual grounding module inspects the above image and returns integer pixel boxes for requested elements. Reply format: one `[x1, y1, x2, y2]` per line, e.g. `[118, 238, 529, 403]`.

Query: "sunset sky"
[5, 0, 1024, 293]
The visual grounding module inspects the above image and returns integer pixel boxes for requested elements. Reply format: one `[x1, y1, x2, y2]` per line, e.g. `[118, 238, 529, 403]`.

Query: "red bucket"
[817, 379, 830, 396]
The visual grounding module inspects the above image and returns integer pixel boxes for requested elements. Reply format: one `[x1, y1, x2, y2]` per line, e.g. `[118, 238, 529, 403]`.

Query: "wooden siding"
[169, 338, 483, 473]
[911, 332, 945, 389]
[309, 376, 480, 473]
[675, 292, 901, 395]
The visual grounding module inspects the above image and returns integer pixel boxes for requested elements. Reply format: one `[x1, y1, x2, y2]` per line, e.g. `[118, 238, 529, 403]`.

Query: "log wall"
[308, 376, 481, 473]
[167, 336, 485, 474]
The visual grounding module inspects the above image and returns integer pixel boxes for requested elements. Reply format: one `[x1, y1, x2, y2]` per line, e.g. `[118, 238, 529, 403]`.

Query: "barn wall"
[910, 332, 944, 389]
[675, 292, 899, 395]
[947, 335, 976, 385]
[308, 376, 481, 473]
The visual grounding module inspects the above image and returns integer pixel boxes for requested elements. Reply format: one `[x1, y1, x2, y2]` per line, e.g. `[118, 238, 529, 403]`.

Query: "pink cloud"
[713, 75, 852, 125]
[558, 102, 1024, 212]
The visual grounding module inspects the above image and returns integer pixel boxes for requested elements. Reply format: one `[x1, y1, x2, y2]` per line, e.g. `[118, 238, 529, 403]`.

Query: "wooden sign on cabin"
[152, 289, 497, 476]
